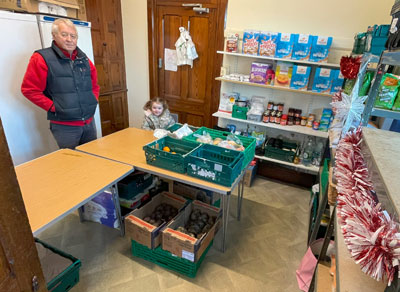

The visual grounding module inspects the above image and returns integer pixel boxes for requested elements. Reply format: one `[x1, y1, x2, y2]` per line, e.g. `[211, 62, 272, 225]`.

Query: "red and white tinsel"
[335, 128, 400, 285]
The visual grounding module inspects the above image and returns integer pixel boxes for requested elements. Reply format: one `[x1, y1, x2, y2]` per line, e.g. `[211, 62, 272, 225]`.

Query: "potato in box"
[125, 192, 188, 249]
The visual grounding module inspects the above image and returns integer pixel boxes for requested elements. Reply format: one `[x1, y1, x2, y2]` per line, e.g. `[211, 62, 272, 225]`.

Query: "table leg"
[78, 207, 85, 222]
[237, 178, 245, 221]
[221, 193, 231, 253]
[111, 184, 125, 237]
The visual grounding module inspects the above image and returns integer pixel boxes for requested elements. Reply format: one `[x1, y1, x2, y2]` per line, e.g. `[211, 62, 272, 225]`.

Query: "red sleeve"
[21, 53, 54, 111]
[89, 59, 100, 100]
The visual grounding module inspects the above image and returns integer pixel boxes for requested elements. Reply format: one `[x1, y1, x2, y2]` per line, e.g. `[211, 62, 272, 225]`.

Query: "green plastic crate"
[167, 123, 199, 132]
[117, 172, 153, 199]
[186, 144, 244, 187]
[232, 105, 248, 120]
[184, 127, 256, 170]
[35, 238, 81, 292]
[264, 139, 298, 163]
[131, 239, 213, 278]
[143, 136, 201, 173]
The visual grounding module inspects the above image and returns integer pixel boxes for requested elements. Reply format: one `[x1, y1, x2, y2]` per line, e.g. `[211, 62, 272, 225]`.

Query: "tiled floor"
[38, 176, 310, 291]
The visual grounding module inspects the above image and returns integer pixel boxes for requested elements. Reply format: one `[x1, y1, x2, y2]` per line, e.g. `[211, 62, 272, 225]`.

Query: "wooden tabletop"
[76, 128, 236, 193]
[15, 149, 133, 234]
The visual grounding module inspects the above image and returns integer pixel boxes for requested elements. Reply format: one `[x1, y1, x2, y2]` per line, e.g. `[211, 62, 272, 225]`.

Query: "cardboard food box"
[162, 200, 221, 262]
[173, 181, 214, 205]
[26, 0, 79, 19]
[125, 192, 188, 249]
[0, 0, 27, 11]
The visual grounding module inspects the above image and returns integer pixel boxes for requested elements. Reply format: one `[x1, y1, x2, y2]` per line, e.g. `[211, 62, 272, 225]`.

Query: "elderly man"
[21, 18, 100, 149]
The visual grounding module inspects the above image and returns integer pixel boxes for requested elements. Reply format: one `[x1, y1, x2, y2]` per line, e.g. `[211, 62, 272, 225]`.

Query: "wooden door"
[148, 0, 227, 127]
[85, 0, 129, 135]
[0, 117, 47, 292]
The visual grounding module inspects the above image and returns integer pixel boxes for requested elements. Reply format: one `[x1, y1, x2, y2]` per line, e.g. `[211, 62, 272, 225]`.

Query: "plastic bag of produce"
[374, 73, 400, 109]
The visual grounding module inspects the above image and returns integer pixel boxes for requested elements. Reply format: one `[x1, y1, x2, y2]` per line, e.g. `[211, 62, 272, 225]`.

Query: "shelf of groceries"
[212, 111, 329, 138]
[216, 77, 332, 97]
[254, 154, 319, 174]
[217, 50, 340, 68]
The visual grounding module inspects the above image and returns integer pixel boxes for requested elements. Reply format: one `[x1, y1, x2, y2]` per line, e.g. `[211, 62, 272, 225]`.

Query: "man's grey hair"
[51, 18, 77, 36]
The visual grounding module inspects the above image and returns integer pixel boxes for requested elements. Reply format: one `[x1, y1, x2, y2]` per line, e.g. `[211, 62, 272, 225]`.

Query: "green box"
[186, 144, 244, 187]
[232, 105, 248, 120]
[184, 127, 256, 170]
[117, 172, 153, 199]
[264, 139, 298, 163]
[35, 238, 81, 292]
[143, 136, 201, 173]
[131, 239, 213, 278]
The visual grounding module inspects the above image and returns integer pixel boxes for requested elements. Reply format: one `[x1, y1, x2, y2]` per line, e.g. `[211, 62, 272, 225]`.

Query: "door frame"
[147, 0, 227, 127]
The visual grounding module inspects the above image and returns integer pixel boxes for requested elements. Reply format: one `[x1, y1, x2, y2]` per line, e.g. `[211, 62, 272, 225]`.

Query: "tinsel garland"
[335, 128, 400, 285]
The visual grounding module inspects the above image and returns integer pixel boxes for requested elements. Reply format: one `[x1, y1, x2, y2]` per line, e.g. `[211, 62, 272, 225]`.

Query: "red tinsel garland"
[335, 128, 400, 285]
[340, 56, 361, 80]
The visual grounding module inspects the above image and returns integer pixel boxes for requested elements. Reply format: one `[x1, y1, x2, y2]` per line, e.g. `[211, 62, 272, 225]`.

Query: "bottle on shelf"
[312, 141, 324, 166]
[302, 137, 315, 166]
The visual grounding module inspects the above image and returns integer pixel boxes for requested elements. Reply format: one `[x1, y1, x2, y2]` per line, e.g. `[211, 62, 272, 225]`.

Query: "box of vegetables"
[125, 192, 189, 249]
[162, 200, 221, 262]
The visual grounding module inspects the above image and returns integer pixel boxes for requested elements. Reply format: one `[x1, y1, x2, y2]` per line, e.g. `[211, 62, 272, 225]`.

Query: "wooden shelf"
[217, 50, 340, 68]
[255, 155, 319, 175]
[335, 210, 387, 291]
[216, 77, 332, 97]
[213, 111, 329, 138]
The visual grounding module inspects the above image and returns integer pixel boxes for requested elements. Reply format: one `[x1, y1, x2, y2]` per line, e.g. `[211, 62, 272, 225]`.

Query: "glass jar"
[267, 102, 274, 110]
[275, 111, 282, 124]
[301, 116, 307, 126]
[280, 114, 288, 125]
[295, 117, 301, 125]
[288, 108, 294, 117]
[288, 116, 294, 126]
[263, 112, 270, 123]
[277, 103, 284, 112]
[295, 109, 302, 118]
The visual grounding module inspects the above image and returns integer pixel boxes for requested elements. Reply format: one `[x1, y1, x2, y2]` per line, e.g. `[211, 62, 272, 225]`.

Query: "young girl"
[142, 97, 176, 130]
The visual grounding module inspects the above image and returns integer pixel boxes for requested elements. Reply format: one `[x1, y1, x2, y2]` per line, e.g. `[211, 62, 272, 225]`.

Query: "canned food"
[313, 120, 320, 130]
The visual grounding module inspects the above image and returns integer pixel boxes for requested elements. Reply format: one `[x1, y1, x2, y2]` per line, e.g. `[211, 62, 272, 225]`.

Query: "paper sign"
[164, 48, 178, 72]
[182, 250, 195, 262]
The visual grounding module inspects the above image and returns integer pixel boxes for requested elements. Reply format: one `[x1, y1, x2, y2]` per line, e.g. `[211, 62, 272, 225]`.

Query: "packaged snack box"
[226, 33, 239, 53]
[275, 33, 295, 59]
[375, 73, 400, 110]
[275, 62, 293, 87]
[250, 62, 273, 84]
[258, 31, 279, 57]
[218, 92, 239, 113]
[291, 34, 313, 60]
[312, 68, 333, 93]
[242, 30, 260, 55]
[330, 70, 345, 94]
[290, 65, 311, 90]
[319, 108, 333, 132]
[309, 36, 333, 63]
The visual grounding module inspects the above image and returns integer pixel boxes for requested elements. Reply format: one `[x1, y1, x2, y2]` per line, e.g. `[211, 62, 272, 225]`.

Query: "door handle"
[182, 3, 209, 14]
[158, 58, 163, 69]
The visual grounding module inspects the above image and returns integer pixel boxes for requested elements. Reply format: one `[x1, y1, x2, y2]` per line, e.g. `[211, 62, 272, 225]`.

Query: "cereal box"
[292, 34, 313, 61]
[258, 31, 279, 57]
[290, 65, 311, 90]
[275, 33, 295, 59]
[242, 30, 260, 55]
[226, 33, 239, 53]
[312, 68, 333, 93]
[275, 62, 293, 87]
[309, 36, 333, 63]
[250, 62, 273, 84]
[330, 70, 345, 94]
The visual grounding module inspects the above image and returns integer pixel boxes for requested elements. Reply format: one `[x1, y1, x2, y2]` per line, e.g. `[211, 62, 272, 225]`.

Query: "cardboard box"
[26, 0, 79, 18]
[243, 162, 258, 187]
[125, 192, 188, 249]
[162, 200, 221, 262]
[173, 181, 213, 205]
[0, 0, 27, 11]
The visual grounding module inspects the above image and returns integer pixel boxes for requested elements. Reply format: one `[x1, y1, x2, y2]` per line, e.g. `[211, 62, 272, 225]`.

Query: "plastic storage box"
[232, 105, 248, 120]
[117, 172, 153, 199]
[143, 136, 201, 173]
[186, 144, 244, 186]
[264, 138, 298, 163]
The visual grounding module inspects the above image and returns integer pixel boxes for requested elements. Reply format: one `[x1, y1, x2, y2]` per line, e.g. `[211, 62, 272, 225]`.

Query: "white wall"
[121, 0, 393, 126]
[121, 0, 149, 129]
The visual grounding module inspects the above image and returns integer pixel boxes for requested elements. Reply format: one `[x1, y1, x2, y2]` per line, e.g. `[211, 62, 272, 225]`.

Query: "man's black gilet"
[36, 41, 97, 122]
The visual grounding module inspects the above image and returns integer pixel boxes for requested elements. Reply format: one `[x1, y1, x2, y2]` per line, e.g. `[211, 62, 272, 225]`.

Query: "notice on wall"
[164, 48, 178, 72]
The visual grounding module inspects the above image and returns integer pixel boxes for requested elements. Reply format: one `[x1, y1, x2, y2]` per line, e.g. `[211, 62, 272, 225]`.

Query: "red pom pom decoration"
[340, 56, 362, 80]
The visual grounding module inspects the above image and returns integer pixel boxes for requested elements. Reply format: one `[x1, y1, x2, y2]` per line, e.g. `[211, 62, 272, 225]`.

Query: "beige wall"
[121, 0, 393, 127]
[121, 0, 149, 128]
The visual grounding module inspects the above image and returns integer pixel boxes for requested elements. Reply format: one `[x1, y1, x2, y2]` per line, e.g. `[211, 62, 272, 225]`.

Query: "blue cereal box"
[292, 34, 313, 60]
[309, 36, 333, 63]
[330, 70, 345, 93]
[258, 31, 279, 57]
[312, 68, 333, 93]
[275, 33, 295, 59]
[242, 30, 260, 55]
[290, 65, 311, 90]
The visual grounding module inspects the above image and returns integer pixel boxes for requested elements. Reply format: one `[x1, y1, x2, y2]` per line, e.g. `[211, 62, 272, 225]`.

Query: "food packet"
[225, 134, 245, 151]
[359, 71, 374, 96]
[374, 73, 400, 109]
[169, 124, 193, 139]
[194, 131, 213, 144]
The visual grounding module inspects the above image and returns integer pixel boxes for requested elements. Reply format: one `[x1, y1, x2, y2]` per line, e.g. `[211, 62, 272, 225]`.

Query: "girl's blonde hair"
[143, 97, 169, 113]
